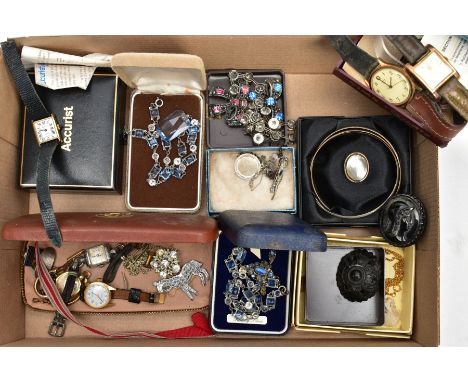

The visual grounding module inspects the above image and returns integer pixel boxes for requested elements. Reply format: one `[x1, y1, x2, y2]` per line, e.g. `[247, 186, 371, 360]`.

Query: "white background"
[0, 0, 467, 379]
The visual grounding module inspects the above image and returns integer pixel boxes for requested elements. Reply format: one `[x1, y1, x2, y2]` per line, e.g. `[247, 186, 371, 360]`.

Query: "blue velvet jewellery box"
[211, 210, 327, 335]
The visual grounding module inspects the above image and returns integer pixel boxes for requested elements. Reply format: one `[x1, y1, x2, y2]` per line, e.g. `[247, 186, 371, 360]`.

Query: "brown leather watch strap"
[385, 35, 427, 65]
[406, 91, 465, 146]
[112, 288, 165, 304]
[438, 76, 468, 121]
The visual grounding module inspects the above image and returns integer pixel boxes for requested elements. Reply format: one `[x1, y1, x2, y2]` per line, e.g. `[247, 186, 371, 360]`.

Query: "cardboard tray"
[0, 36, 439, 346]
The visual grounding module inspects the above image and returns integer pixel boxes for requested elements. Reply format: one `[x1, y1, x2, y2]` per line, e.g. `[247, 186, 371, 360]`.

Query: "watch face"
[84, 282, 112, 309]
[32, 116, 60, 144]
[370, 66, 413, 106]
[411, 49, 456, 94]
[85, 244, 111, 267]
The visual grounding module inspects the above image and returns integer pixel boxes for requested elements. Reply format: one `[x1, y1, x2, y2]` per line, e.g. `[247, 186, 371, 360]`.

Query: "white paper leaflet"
[21, 46, 112, 90]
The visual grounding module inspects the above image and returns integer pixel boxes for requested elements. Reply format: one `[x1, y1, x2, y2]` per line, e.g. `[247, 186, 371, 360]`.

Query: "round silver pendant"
[344, 152, 370, 183]
[173, 157, 181, 165]
[234, 153, 261, 180]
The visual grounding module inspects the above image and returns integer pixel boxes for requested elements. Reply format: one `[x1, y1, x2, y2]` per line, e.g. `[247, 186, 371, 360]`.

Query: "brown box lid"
[2, 212, 218, 244]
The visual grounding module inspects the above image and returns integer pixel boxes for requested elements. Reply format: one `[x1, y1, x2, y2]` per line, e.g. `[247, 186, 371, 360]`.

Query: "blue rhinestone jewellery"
[209, 70, 294, 145]
[131, 98, 200, 187]
[224, 247, 288, 322]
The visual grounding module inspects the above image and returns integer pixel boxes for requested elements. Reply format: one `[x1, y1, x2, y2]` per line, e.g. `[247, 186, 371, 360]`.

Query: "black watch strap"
[1, 41, 50, 120]
[102, 244, 135, 284]
[1, 40, 63, 247]
[385, 35, 427, 65]
[328, 36, 379, 79]
[36, 140, 62, 246]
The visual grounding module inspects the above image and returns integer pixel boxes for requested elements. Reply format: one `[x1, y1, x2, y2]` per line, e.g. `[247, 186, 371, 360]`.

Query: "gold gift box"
[292, 232, 415, 339]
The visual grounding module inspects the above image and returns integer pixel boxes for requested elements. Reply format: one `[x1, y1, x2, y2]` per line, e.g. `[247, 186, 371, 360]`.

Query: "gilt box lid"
[217, 210, 327, 252]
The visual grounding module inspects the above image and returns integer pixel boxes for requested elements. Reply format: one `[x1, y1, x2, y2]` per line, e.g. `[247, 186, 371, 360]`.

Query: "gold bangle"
[309, 126, 401, 219]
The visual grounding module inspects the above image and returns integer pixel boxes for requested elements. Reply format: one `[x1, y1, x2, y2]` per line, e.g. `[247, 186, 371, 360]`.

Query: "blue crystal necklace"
[132, 98, 199, 187]
[224, 247, 288, 322]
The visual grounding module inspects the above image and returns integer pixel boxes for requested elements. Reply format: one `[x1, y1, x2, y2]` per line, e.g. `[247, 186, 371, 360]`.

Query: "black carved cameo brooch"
[379, 194, 426, 247]
[336, 249, 382, 302]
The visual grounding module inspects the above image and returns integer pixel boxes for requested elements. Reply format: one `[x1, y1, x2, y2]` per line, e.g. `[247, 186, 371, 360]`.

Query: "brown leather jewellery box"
[0, 36, 439, 346]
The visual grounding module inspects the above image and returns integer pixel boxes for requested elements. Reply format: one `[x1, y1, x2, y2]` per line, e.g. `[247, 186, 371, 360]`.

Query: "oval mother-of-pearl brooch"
[344, 152, 369, 183]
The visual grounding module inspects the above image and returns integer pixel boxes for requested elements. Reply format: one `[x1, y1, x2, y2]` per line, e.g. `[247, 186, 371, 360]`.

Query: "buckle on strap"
[48, 312, 66, 337]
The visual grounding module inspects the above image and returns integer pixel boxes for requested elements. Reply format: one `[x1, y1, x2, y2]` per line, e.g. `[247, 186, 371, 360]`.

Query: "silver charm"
[153, 260, 210, 300]
[238, 148, 288, 200]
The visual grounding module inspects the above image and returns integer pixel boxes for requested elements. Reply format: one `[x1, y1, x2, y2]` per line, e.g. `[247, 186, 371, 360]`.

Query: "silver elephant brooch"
[153, 260, 210, 300]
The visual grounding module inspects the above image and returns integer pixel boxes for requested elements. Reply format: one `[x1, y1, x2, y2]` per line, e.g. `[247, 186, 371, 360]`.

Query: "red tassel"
[156, 313, 214, 338]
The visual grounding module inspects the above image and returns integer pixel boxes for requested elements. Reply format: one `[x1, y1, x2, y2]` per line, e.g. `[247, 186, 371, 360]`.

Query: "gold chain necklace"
[384, 248, 405, 297]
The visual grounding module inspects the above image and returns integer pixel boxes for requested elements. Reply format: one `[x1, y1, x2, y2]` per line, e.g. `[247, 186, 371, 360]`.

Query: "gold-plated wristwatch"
[32, 115, 61, 144]
[386, 35, 468, 121]
[82, 279, 165, 309]
[328, 35, 416, 106]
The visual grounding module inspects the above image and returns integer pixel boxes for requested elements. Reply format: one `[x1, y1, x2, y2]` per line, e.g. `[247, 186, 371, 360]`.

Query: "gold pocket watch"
[34, 270, 91, 305]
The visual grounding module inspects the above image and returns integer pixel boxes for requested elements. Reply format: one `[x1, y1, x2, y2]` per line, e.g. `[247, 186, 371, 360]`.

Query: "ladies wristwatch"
[328, 35, 415, 106]
[385, 35, 468, 121]
[82, 280, 165, 309]
[1, 41, 62, 246]
[328, 36, 467, 147]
